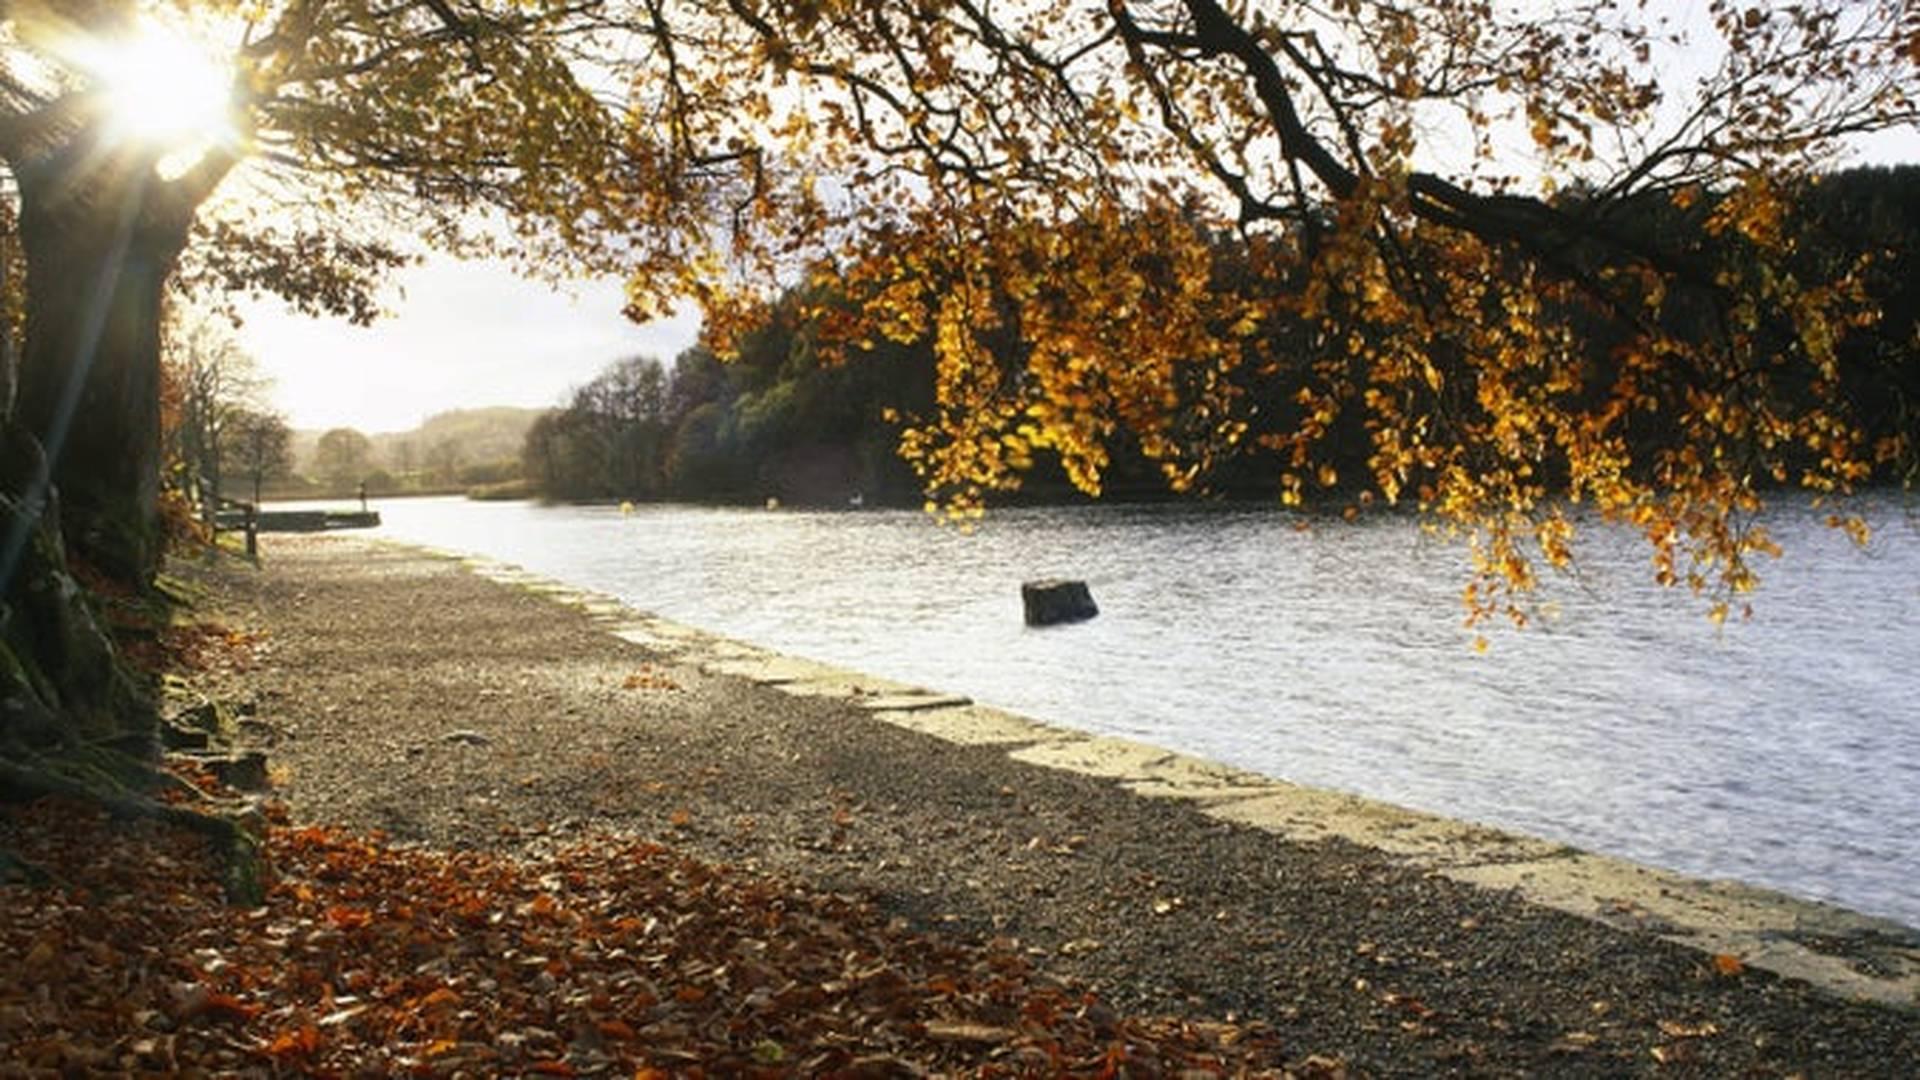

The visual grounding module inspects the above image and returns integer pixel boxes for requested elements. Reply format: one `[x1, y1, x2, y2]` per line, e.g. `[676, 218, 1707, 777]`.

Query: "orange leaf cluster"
[622, 665, 682, 692]
[1, 799, 1341, 1077]
[116, 619, 268, 678]
[643, 0, 1913, 626]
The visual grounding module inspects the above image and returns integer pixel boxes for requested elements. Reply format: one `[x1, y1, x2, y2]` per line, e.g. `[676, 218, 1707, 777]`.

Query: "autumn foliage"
[0, 799, 1338, 1077]
[624, 0, 1918, 623]
[2, 0, 1915, 625]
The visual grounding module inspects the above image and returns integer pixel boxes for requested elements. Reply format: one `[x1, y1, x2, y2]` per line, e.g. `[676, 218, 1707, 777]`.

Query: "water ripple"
[365, 495, 1920, 928]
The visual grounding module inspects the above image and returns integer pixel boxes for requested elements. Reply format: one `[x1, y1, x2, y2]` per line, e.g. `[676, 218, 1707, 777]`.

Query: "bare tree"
[220, 407, 291, 506]
[165, 311, 268, 526]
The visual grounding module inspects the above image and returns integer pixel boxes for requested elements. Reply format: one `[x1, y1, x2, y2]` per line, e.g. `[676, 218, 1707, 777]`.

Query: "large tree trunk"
[0, 127, 228, 761]
[0, 153, 178, 752]
[0, 424, 149, 752]
[12, 152, 195, 584]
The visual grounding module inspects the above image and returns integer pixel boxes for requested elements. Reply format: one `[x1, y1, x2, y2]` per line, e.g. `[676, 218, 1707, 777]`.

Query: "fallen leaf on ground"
[1, 797, 1318, 1077]
[1657, 1019, 1720, 1039]
[621, 666, 681, 691]
[922, 1020, 1015, 1043]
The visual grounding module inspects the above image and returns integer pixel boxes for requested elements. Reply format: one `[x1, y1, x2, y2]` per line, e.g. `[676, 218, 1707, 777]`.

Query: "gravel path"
[186, 534, 1919, 1076]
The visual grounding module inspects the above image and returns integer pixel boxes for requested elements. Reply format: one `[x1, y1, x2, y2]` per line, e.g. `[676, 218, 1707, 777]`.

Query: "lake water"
[351, 495, 1920, 928]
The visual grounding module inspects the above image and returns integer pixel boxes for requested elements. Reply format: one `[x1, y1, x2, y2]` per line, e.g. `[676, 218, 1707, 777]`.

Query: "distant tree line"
[265, 408, 543, 499]
[525, 166, 1917, 509]
[522, 307, 935, 505]
[162, 313, 507, 508]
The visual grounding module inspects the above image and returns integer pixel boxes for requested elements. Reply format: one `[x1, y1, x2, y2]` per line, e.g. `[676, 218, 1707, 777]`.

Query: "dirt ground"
[179, 534, 1920, 1077]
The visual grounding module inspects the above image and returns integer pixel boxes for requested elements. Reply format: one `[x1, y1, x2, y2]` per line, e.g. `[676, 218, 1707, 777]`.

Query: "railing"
[211, 500, 383, 540]
[211, 496, 259, 561]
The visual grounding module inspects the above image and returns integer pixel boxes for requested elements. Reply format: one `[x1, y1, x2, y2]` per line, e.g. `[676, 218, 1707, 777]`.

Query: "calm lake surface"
[355, 494, 1920, 928]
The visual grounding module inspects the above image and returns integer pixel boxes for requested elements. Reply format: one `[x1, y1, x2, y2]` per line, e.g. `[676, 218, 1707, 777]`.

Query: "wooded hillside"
[284, 407, 542, 496]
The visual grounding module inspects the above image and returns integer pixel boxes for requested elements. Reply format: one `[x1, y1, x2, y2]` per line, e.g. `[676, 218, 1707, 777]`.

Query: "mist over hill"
[286, 406, 543, 495]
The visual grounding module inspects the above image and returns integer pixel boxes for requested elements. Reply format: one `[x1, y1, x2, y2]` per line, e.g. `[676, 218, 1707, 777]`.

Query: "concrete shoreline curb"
[409, 542, 1918, 1010]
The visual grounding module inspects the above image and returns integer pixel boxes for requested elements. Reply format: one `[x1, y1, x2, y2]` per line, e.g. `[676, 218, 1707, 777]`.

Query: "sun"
[97, 28, 235, 146]
[64, 17, 240, 173]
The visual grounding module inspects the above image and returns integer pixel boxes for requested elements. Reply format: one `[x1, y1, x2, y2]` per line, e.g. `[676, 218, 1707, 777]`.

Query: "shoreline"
[186, 534, 1920, 1074]
[438, 545, 1920, 1011]
[344, 491, 1920, 934]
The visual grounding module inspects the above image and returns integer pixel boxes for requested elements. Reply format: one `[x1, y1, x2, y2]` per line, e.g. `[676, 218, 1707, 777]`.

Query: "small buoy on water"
[619, 500, 635, 516]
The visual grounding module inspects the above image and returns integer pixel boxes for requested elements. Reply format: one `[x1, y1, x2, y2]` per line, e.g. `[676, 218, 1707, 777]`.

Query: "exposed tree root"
[0, 748, 265, 904]
[0, 847, 57, 887]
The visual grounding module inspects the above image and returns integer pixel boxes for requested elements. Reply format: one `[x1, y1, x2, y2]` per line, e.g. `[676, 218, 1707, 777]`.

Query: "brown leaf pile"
[119, 620, 267, 678]
[1, 800, 1341, 1077]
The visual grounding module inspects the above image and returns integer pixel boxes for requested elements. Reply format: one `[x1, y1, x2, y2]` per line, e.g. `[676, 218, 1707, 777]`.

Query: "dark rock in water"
[1022, 579, 1099, 627]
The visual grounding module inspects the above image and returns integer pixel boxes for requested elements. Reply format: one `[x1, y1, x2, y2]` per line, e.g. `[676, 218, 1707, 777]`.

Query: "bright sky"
[234, 258, 702, 434]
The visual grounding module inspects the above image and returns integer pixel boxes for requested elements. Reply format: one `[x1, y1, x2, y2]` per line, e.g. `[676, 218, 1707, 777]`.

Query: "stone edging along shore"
[401, 540, 1919, 1011]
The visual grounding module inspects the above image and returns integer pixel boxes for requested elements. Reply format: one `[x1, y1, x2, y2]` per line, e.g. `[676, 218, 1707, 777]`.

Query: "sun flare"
[66, 19, 238, 174]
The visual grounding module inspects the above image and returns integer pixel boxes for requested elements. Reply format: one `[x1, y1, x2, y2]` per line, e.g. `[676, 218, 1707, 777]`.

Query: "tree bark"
[0, 93, 233, 769]
[11, 152, 195, 583]
[0, 424, 151, 753]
